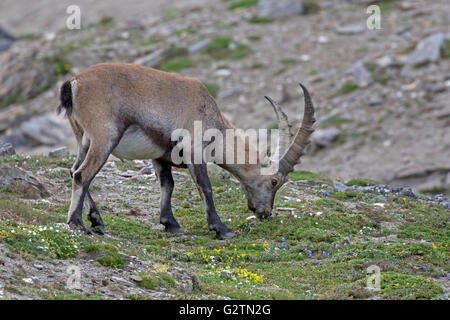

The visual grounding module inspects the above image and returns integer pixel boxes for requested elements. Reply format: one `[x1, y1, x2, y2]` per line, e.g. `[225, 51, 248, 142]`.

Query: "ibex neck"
[217, 117, 261, 182]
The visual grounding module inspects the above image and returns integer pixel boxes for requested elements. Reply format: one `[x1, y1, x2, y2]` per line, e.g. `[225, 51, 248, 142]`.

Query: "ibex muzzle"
[58, 63, 315, 239]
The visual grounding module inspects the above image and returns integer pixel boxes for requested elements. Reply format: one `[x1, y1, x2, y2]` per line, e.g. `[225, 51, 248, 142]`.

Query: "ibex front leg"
[153, 160, 182, 233]
[187, 163, 234, 239]
[68, 135, 118, 234]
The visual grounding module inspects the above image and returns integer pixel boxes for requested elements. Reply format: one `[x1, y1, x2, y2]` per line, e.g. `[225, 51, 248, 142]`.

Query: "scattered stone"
[333, 181, 348, 192]
[336, 24, 365, 35]
[367, 96, 385, 106]
[341, 237, 352, 246]
[221, 269, 233, 279]
[0, 167, 51, 199]
[188, 39, 210, 54]
[22, 278, 34, 284]
[312, 128, 341, 148]
[345, 60, 372, 88]
[20, 113, 73, 146]
[33, 264, 43, 270]
[133, 49, 163, 67]
[402, 33, 448, 74]
[0, 45, 55, 108]
[48, 146, 69, 157]
[258, 0, 304, 19]
[130, 275, 143, 282]
[398, 186, 417, 199]
[0, 26, 15, 52]
[0, 141, 15, 157]
[374, 194, 387, 201]
[137, 166, 153, 175]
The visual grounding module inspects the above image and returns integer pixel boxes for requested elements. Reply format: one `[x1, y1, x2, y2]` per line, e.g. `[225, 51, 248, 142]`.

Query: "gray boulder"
[0, 26, 15, 52]
[20, 113, 73, 146]
[0, 167, 51, 199]
[404, 33, 445, 67]
[0, 141, 15, 157]
[0, 46, 56, 108]
[258, 0, 304, 19]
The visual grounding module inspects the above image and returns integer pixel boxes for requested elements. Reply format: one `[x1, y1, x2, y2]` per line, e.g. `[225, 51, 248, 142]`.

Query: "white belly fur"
[112, 125, 165, 160]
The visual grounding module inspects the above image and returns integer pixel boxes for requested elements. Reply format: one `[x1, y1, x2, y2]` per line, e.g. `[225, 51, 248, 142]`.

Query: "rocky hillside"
[0, 153, 448, 300]
[0, 0, 449, 195]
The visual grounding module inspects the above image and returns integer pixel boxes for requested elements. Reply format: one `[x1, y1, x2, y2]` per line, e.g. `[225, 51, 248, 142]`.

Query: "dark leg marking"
[187, 163, 233, 239]
[153, 160, 182, 234]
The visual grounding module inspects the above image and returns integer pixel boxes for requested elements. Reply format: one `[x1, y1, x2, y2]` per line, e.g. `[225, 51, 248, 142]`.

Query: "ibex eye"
[271, 179, 278, 186]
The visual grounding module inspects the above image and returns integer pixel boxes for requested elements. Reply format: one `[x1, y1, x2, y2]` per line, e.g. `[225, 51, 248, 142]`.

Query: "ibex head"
[240, 83, 316, 219]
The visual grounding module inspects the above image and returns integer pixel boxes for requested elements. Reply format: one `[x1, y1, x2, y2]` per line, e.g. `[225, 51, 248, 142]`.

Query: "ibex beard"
[57, 63, 315, 239]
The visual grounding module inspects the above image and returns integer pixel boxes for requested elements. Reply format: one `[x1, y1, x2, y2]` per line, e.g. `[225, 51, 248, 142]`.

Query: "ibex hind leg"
[70, 132, 105, 234]
[68, 134, 120, 234]
[153, 160, 182, 234]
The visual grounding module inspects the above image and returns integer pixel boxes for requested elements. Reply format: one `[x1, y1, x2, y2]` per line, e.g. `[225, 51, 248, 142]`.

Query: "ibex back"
[58, 63, 315, 238]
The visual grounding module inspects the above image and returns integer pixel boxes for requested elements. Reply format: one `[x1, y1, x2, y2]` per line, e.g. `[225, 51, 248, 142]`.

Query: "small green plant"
[249, 17, 273, 24]
[205, 37, 252, 60]
[345, 178, 380, 187]
[280, 58, 297, 66]
[341, 81, 359, 94]
[441, 39, 450, 59]
[302, 0, 320, 14]
[202, 81, 220, 98]
[228, 0, 259, 11]
[289, 171, 319, 181]
[161, 58, 195, 72]
[85, 243, 124, 268]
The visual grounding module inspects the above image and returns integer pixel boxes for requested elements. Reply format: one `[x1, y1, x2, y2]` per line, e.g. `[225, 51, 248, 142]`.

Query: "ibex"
[58, 63, 315, 238]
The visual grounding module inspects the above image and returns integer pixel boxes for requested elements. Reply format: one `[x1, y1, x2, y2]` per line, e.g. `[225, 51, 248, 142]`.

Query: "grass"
[202, 81, 220, 98]
[248, 17, 273, 24]
[160, 58, 195, 72]
[302, 0, 320, 15]
[441, 39, 450, 59]
[0, 155, 448, 300]
[345, 178, 380, 187]
[341, 82, 359, 94]
[280, 58, 297, 66]
[228, 0, 259, 11]
[205, 37, 253, 60]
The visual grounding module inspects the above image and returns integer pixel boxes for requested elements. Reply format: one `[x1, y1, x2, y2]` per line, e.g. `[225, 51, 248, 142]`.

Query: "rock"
[345, 60, 372, 88]
[22, 278, 34, 284]
[404, 33, 446, 68]
[0, 45, 55, 108]
[0, 141, 15, 157]
[221, 269, 233, 279]
[374, 194, 387, 201]
[258, 0, 304, 19]
[33, 264, 43, 270]
[188, 39, 210, 54]
[129, 275, 143, 282]
[336, 24, 365, 35]
[20, 113, 73, 146]
[367, 96, 385, 106]
[398, 187, 417, 199]
[0, 26, 15, 52]
[137, 166, 153, 175]
[0, 167, 51, 199]
[133, 49, 163, 67]
[333, 181, 348, 192]
[48, 146, 69, 157]
[312, 128, 341, 148]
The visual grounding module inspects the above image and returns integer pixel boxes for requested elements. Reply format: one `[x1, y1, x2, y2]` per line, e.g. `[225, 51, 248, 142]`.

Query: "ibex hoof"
[161, 218, 183, 234]
[165, 225, 183, 234]
[68, 221, 92, 235]
[91, 225, 105, 235]
[209, 224, 234, 239]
